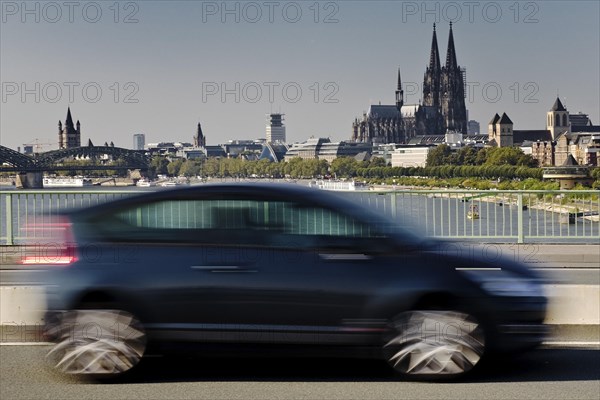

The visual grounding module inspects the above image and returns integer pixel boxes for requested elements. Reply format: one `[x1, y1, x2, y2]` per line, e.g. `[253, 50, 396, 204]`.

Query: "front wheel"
[46, 308, 146, 378]
[383, 310, 486, 380]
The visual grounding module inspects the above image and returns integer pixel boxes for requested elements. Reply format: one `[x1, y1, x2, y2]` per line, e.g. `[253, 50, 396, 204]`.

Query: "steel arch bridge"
[0, 145, 149, 172]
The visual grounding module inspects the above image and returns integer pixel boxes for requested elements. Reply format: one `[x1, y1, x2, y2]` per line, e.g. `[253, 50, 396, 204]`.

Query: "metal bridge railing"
[1, 189, 598, 245]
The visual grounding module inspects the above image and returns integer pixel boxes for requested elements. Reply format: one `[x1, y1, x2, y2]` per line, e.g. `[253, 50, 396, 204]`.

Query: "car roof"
[69, 183, 361, 217]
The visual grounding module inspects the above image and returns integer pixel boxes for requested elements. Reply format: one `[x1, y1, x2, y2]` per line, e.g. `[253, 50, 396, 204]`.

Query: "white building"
[391, 146, 432, 168]
[133, 133, 145, 150]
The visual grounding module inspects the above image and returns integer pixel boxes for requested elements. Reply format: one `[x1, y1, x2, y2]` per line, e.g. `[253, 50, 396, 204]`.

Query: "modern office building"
[391, 146, 433, 168]
[467, 120, 480, 134]
[266, 113, 286, 143]
[133, 133, 145, 150]
[285, 138, 372, 162]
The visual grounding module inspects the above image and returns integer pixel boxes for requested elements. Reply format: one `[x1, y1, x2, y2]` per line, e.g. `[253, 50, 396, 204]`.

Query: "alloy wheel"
[384, 310, 485, 378]
[46, 309, 146, 376]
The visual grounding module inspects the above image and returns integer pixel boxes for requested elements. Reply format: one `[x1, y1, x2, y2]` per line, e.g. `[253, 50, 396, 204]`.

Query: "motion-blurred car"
[40, 183, 547, 380]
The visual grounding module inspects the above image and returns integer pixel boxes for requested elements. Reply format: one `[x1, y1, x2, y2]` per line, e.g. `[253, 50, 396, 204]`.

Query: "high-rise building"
[58, 107, 81, 149]
[266, 113, 286, 143]
[467, 120, 480, 134]
[133, 133, 145, 150]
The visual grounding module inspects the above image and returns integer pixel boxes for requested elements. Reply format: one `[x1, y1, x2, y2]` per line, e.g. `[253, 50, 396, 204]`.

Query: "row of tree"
[426, 145, 538, 167]
[148, 155, 544, 181]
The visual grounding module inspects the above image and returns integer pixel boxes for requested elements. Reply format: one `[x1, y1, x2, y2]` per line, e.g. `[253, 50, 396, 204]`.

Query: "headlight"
[457, 268, 544, 297]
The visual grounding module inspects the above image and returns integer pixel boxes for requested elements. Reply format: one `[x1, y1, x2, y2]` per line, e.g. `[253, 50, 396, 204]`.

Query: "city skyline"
[1, 1, 599, 151]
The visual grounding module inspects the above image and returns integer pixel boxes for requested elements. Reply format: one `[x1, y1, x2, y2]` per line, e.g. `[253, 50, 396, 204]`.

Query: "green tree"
[149, 156, 169, 177]
[369, 157, 388, 167]
[167, 159, 184, 176]
[425, 144, 453, 167]
[484, 147, 530, 166]
[179, 160, 202, 177]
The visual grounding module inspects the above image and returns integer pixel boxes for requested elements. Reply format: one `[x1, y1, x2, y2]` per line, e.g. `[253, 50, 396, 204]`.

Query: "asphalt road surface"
[1, 345, 598, 400]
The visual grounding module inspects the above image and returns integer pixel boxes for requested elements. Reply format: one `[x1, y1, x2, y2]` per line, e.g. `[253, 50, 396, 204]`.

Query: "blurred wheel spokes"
[46, 309, 146, 375]
[385, 311, 485, 376]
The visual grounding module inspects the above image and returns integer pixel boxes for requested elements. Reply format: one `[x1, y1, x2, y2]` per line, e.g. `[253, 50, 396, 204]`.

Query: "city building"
[133, 133, 145, 150]
[285, 138, 372, 162]
[266, 113, 286, 143]
[487, 97, 600, 167]
[222, 140, 265, 158]
[58, 107, 81, 149]
[467, 120, 480, 134]
[260, 143, 289, 162]
[352, 23, 467, 144]
[391, 146, 434, 168]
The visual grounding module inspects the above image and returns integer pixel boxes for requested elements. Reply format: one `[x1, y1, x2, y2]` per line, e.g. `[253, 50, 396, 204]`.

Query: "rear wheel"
[46, 308, 146, 377]
[383, 310, 485, 380]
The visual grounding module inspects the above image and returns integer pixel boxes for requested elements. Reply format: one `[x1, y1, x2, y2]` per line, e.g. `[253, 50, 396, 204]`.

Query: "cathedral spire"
[446, 22, 458, 70]
[429, 23, 441, 72]
[395, 67, 404, 112]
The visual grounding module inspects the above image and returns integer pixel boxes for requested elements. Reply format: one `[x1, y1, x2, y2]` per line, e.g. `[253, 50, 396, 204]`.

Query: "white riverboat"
[160, 181, 180, 187]
[43, 177, 93, 188]
[309, 180, 367, 191]
[136, 178, 156, 187]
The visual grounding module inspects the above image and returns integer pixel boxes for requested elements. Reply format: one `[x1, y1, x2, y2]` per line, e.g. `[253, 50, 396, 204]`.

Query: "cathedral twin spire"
[445, 22, 458, 70]
[428, 23, 441, 72]
[423, 23, 467, 133]
[428, 22, 459, 72]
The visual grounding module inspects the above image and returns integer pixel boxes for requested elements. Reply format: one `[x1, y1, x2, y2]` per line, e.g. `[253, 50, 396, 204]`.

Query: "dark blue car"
[40, 184, 547, 380]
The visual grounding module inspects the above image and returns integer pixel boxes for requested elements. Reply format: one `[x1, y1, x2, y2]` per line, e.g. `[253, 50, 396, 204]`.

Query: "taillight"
[20, 217, 78, 266]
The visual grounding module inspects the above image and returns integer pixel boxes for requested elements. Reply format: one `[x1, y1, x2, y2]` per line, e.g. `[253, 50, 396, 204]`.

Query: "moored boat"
[309, 180, 367, 191]
[136, 178, 156, 187]
[467, 204, 480, 219]
[43, 177, 93, 188]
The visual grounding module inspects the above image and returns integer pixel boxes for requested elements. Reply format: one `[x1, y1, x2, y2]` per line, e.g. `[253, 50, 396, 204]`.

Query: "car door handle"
[318, 253, 373, 261]
[190, 265, 258, 273]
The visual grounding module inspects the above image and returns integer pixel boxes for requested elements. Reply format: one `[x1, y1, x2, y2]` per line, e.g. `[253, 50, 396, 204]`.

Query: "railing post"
[517, 193, 524, 244]
[390, 192, 397, 220]
[5, 193, 13, 245]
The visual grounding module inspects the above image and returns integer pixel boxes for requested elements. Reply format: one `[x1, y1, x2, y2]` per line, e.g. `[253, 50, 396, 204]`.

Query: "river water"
[0, 185, 598, 244]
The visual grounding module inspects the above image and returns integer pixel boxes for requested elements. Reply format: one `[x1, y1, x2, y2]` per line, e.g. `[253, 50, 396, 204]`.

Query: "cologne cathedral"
[352, 23, 467, 144]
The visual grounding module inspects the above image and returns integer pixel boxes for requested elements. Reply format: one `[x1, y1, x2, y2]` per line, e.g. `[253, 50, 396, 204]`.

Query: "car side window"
[114, 200, 267, 230]
[100, 199, 277, 244]
[97, 198, 386, 249]
[275, 203, 379, 237]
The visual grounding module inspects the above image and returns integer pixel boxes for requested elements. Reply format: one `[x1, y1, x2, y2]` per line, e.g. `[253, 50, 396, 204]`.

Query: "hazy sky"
[1, 0, 599, 151]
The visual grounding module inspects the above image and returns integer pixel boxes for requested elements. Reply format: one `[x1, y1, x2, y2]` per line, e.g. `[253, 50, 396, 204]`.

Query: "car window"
[274, 203, 378, 237]
[114, 200, 267, 230]
[98, 197, 386, 246]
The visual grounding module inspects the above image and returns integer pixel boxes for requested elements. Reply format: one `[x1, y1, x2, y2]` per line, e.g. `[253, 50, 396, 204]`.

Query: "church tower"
[194, 122, 206, 147]
[488, 113, 500, 144]
[423, 24, 442, 108]
[440, 22, 467, 134]
[547, 97, 570, 140]
[58, 107, 81, 149]
[497, 113, 514, 147]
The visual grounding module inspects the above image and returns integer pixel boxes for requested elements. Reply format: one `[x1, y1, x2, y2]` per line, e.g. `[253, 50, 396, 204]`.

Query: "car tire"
[383, 310, 486, 380]
[46, 306, 146, 379]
